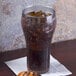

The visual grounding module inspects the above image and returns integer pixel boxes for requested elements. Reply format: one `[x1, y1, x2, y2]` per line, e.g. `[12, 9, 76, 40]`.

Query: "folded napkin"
[5, 55, 72, 76]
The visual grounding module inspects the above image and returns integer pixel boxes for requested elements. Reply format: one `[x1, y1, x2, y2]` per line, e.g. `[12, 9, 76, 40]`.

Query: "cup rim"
[22, 5, 55, 19]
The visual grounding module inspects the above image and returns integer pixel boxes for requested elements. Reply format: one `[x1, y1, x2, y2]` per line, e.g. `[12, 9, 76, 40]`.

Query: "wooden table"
[0, 39, 76, 76]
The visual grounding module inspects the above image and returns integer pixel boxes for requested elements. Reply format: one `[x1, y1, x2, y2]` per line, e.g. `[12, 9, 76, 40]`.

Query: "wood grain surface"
[0, 39, 76, 76]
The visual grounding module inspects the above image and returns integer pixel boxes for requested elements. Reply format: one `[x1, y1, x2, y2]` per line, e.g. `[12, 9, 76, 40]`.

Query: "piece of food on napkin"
[17, 71, 41, 76]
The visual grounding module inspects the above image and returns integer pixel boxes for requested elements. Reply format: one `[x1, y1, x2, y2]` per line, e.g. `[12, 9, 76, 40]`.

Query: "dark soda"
[21, 6, 56, 74]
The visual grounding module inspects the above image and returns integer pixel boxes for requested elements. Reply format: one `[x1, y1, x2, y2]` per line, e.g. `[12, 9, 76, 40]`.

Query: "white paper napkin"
[5, 55, 72, 76]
